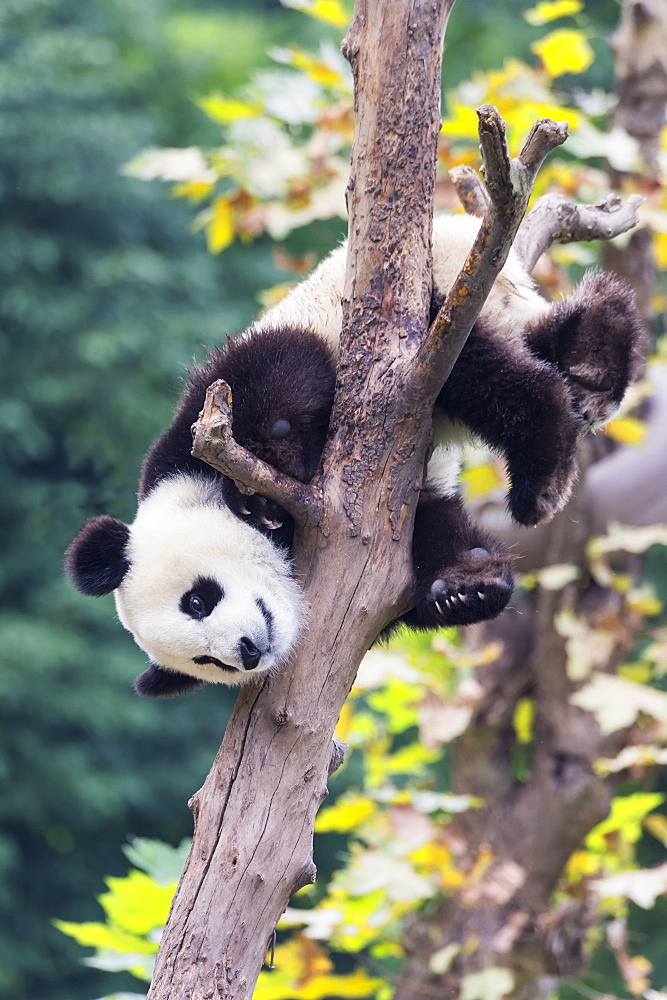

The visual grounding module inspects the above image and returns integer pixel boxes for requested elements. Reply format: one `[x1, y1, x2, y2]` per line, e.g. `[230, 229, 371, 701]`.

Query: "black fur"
[65, 516, 130, 596]
[437, 324, 579, 526]
[405, 492, 513, 628]
[134, 663, 205, 698]
[140, 325, 336, 549]
[525, 271, 643, 428]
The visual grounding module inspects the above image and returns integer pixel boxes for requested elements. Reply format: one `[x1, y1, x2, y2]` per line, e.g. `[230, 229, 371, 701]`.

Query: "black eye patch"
[180, 577, 224, 620]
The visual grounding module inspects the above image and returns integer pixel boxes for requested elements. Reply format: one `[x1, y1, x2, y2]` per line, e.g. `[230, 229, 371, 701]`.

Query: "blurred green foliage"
[0, 1, 295, 998]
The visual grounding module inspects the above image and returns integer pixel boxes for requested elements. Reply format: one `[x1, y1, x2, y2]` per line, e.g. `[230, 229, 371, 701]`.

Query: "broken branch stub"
[448, 164, 490, 216]
[191, 378, 323, 527]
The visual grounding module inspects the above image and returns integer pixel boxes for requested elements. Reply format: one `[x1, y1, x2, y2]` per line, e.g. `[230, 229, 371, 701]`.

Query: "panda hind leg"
[404, 491, 514, 630]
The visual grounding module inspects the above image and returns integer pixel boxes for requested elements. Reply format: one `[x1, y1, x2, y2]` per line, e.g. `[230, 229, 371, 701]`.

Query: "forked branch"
[515, 191, 645, 272]
[449, 164, 644, 274]
[418, 106, 568, 400]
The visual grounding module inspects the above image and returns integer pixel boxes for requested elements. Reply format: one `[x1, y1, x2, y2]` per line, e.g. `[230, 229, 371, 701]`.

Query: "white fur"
[256, 213, 549, 351]
[115, 476, 306, 686]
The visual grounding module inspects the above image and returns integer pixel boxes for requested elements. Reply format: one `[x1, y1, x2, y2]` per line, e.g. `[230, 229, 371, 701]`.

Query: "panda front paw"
[419, 547, 514, 628]
[429, 576, 513, 627]
[225, 482, 291, 538]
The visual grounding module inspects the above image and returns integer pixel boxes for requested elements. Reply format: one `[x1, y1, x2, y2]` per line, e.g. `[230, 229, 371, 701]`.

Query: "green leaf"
[122, 836, 190, 886]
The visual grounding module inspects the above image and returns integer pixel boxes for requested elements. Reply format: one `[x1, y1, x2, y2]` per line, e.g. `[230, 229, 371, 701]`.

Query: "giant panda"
[66, 213, 642, 697]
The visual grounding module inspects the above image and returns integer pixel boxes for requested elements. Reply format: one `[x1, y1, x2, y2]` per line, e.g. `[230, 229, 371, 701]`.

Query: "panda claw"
[435, 600, 444, 616]
[260, 517, 283, 530]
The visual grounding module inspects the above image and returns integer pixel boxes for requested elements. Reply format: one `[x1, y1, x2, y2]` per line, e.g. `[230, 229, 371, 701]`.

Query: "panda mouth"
[192, 655, 238, 673]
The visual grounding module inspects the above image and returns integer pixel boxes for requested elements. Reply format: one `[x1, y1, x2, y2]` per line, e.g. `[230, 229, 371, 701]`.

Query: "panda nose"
[239, 637, 262, 671]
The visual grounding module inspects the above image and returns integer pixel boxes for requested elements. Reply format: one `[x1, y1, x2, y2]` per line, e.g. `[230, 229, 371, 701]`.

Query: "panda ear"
[134, 663, 205, 698]
[65, 516, 131, 596]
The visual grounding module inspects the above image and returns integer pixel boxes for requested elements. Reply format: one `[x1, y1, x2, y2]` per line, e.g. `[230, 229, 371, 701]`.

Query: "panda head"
[65, 475, 306, 697]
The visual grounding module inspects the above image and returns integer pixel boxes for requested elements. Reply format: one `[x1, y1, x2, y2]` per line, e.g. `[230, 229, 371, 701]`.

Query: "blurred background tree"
[4, 0, 666, 998]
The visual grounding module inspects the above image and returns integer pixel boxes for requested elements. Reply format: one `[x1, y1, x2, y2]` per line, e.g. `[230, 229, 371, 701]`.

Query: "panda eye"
[180, 577, 224, 620]
[568, 371, 614, 393]
[189, 594, 207, 618]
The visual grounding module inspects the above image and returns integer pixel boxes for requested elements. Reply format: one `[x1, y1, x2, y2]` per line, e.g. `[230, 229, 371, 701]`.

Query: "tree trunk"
[147, 3, 453, 996]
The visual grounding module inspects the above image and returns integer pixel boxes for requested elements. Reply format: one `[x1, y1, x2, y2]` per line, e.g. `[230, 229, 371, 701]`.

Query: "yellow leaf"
[460, 462, 505, 500]
[335, 701, 353, 741]
[171, 180, 215, 204]
[441, 101, 480, 141]
[564, 849, 602, 882]
[531, 28, 594, 77]
[625, 587, 662, 617]
[316, 795, 376, 833]
[300, 971, 383, 998]
[618, 662, 653, 684]
[513, 698, 534, 744]
[604, 415, 647, 445]
[197, 95, 261, 125]
[52, 919, 158, 956]
[524, 0, 583, 25]
[644, 813, 667, 846]
[207, 197, 235, 254]
[281, 0, 349, 28]
[278, 47, 346, 88]
[99, 870, 175, 936]
[409, 840, 452, 874]
[656, 232, 667, 269]
[587, 793, 665, 853]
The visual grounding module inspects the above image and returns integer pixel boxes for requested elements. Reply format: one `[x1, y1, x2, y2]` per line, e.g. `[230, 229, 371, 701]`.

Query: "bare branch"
[328, 738, 348, 776]
[191, 379, 323, 527]
[515, 191, 645, 273]
[418, 107, 568, 400]
[516, 115, 570, 180]
[449, 164, 490, 216]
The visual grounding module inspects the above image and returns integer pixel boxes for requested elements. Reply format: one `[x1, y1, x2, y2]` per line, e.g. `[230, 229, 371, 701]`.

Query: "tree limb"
[191, 379, 323, 527]
[515, 191, 644, 272]
[449, 164, 490, 216]
[417, 108, 568, 401]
